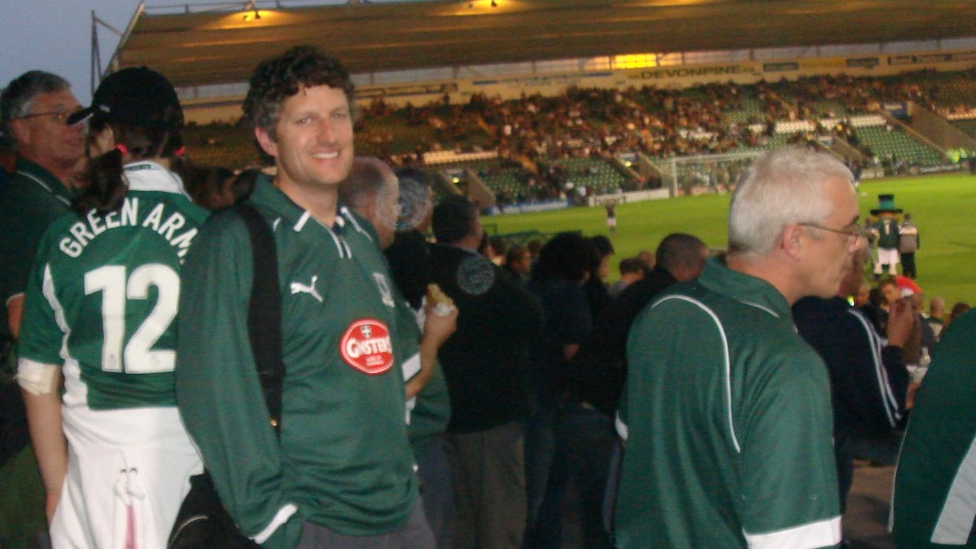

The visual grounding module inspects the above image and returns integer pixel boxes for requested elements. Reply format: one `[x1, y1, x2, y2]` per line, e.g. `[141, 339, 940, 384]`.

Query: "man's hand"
[421, 299, 458, 354]
[405, 287, 459, 399]
[886, 298, 914, 349]
[421, 284, 458, 352]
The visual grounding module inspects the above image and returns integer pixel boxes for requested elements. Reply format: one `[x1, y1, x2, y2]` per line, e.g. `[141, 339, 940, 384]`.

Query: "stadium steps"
[951, 118, 976, 139]
[855, 126, 945, 166]
[551, 157, 627, 195]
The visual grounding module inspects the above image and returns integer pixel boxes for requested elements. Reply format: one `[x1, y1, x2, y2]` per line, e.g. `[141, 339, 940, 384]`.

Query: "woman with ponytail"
[16, 67, 208, 549]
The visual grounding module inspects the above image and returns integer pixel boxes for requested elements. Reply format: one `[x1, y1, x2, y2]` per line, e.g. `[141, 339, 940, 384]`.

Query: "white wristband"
[17, 358, 59, 395]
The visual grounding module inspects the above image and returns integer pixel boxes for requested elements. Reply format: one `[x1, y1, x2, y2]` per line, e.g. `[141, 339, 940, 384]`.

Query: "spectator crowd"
[1, 44, 975, 549]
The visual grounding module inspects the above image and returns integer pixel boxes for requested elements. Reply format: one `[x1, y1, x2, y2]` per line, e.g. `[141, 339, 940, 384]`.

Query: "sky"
[1, 0, 147, 104]
[0, 0, 360, 105]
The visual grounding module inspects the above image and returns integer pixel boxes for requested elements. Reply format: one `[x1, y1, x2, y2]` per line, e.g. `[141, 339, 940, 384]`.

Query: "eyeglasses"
[17, 108, 83, 125]
[798, 222, 862, 244]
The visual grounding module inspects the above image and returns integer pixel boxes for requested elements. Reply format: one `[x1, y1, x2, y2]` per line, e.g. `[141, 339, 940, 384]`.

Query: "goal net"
[660, 151, 763, 197]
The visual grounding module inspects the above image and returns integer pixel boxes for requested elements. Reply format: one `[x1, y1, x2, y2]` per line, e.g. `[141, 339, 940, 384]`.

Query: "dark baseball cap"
[67, 67, 182, 128]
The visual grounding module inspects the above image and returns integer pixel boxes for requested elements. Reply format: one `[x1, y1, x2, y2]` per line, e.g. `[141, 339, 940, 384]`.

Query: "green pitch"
[489, 172, 976, 307]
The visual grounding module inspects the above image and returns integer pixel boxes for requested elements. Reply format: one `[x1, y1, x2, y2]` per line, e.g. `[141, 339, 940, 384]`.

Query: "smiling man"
[616, 147, 859, 549]
[176, 46, 434, 549]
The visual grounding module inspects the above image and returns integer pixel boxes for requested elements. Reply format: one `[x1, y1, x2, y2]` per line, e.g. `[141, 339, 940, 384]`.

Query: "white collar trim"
[122, 161, 189, 197]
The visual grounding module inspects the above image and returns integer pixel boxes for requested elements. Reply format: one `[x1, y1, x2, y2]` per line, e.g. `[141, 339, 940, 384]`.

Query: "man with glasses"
[0, 70, 85, 549]
[615, 147, 859, 549]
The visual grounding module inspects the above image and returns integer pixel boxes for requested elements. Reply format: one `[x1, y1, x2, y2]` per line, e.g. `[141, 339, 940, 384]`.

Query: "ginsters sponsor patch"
[340, 319, 394, 375]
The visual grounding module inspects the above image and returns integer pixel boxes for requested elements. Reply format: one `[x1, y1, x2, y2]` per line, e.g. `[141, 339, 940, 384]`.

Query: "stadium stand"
[175, 68, 976, 204]
[184, 123, 262, 170]
[855, 126, 945, 167]
[951, 118, 976, 138]
[551, 157, 628, 195]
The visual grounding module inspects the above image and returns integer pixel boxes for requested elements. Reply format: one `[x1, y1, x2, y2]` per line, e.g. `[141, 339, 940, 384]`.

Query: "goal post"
[662, 151, 764, 197]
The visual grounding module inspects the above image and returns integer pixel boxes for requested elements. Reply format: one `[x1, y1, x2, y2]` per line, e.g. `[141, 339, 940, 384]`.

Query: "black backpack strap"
[233, 203, 284, 437]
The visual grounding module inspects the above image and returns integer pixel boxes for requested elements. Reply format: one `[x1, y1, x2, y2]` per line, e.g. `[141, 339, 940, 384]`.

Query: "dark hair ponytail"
[73, 146, 127, 215]
[73, 104, 186, 216]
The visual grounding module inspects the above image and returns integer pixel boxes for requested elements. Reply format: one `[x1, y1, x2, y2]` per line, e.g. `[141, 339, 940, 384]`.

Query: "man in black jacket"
[573, 233, 708, 415]
[793, 247, 912, 511]
[428, 196, 544, 549]
[567, 233, 707, 540]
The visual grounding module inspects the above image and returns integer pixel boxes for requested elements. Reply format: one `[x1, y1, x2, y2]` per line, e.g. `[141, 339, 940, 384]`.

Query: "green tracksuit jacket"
[616, 258, 841, 549]
[176, 177, 418, 549]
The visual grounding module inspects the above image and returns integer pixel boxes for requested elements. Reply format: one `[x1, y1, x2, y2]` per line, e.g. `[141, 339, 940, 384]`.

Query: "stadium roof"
[111, 0, 976, 88]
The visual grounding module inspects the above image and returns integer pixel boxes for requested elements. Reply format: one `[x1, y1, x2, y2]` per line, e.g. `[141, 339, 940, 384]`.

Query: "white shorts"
[52, 407, 202, 549]
[877, 247, 900, 267]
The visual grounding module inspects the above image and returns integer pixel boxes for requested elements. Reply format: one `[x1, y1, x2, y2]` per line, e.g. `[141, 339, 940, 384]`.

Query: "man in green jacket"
[340, 156, 458, 549]
[0, 70, 85, 549]
[616, 147, 861, 549]
[177, 46, 434, 549]
[890, 309, 976, 548]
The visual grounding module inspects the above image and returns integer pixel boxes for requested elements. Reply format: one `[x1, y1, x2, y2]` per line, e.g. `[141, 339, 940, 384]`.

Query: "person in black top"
[523, 233, 600, 549]
[428, 196, 544, 549]
[573, 233, 708, 415]
[568, 233, 707, 541]
[583, 235, 615, 320]
[503, 244, 532, 283]
[793, 247, 912, 512]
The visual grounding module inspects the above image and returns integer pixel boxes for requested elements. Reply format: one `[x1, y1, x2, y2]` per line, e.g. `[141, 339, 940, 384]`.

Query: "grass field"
[487, 172, 976, 307]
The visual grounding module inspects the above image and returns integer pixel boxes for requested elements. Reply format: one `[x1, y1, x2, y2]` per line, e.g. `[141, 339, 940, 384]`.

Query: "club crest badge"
[340, 319, 394, 375]
[373, 273, 396, 308]
[457, 256, 495, 296]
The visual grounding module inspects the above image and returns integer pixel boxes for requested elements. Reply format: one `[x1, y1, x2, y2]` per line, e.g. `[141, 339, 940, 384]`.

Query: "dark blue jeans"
[526, 404, 614, 549]
[417, 438, 454, 549]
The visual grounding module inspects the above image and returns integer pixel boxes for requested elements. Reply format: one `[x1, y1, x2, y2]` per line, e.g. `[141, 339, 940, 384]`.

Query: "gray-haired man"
[0, 70, 85, 548]
[616, 147, 860, 549]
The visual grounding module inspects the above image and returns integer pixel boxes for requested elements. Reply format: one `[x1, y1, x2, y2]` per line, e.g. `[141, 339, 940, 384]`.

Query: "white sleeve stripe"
[41, 264, 76, 366]
[252, 503, 298, 544]
[744, 515, 841, 549]
[864, 311, 898, 423]
[401, 353, 421, 381]
[42, 265, 69, 333]
[867, 315, 902, 423]
[615, 412, 628, 441]
[932, 436, 976, 544]
[651, 295, 739, 453]
[848, 308, 901, 426]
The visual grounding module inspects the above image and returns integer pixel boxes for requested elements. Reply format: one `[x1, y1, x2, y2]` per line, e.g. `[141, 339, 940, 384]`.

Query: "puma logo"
[290, 275, 323, 303]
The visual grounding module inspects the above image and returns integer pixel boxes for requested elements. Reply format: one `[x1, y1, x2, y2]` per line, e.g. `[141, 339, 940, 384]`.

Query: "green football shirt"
[891, 310, 976, 548]
[18, 163, 208, 409]
[0, 159, 73, 374]
[176, 177, 419, 548]
[616, 258, 841, 549]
